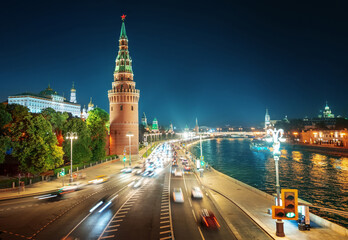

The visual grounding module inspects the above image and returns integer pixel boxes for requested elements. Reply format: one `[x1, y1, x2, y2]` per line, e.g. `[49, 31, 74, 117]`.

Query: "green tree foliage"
[7, 105, 63, 174]
[63, 118, 92, 164]
[0, 104, 12, 163]
[41, 108, 69, 134]
[86, 108, 109, 161]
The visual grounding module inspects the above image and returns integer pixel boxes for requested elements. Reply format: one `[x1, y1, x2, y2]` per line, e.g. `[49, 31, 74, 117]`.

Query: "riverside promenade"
[194, 166, 347, 240]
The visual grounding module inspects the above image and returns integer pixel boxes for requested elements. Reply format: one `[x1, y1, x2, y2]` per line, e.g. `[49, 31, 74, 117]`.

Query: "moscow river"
[190, 138, 348, 227]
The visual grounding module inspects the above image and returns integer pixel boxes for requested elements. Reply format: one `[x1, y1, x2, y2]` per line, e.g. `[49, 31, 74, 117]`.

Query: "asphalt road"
[0, 142, 266, 240]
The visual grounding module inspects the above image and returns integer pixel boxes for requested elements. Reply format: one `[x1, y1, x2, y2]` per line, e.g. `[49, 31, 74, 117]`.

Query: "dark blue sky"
[1, 1, 347, 128]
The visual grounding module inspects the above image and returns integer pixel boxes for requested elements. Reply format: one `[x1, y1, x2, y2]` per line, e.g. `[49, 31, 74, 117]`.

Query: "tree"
[63, 118, 92, 164]
[0, 104, 12, 163]
[86, 108, 109, 161]
[10, 113, 63, 174]
[41, 108, 69, 146]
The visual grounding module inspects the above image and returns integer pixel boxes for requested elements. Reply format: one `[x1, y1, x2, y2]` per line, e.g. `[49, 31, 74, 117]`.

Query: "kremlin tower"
[108, 15, 140, 156]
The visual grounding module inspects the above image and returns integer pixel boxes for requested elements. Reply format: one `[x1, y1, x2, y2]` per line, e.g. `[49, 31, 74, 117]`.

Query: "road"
[0, 142, 257, 240]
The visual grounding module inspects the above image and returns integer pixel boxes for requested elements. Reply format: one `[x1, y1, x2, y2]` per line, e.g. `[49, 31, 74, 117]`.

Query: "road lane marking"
[61, 212, 92, 240]
[160, 237, 172, 240]
[160, 216, 169, 219]
[112, 219, 123, 222]
[197, 227, 205, 240]
[192, 209, 197, 222]
[159, 230, 171, 234]
[114, 215, 126, 218]
[161, 212, 169, 215]
[105, 229, 118, 232]
[160, 225, 171, 229]
[188, 197, 192, 207]
[121, 207, 130, 210]
[109, 224, 120, 227]
[100, 235, 115, 239]
[160, 220, 170, 224]
[117, 211, 128, 214]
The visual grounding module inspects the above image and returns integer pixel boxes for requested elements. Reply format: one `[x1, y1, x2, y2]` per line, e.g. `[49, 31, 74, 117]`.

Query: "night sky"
[1, 1, 348, 128]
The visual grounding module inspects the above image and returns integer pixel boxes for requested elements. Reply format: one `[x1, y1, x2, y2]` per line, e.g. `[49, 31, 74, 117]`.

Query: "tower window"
[131, 106, 134, 111]
[111, 107, 113, 111]
[120, 105, 123, 111]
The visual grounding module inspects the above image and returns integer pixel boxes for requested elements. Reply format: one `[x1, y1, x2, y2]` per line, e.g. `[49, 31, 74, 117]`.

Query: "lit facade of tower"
[108, 16, 140, 156]
[70, 82, 77, 103]
[265, 108, 271, 129]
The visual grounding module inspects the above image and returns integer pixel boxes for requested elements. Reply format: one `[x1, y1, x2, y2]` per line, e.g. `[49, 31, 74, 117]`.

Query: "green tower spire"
[114, 15, 133, 75]
[120, 21, 128, 39]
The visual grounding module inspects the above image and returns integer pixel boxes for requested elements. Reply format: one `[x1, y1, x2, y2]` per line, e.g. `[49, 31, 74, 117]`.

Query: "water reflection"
[190, 138, 348, 227]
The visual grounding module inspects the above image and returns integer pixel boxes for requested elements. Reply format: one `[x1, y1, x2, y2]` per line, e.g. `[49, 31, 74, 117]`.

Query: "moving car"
[191, 187, 203, 199]
[88, 175, 109, 184]
[173, 188, 184, 203]
[121, 167, 132, 173]
[200, 209, 220, 229]
[174, 169, 183, 177]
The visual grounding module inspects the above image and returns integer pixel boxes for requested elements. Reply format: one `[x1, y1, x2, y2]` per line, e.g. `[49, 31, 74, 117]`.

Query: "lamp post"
[144, 133, 148, 157]
[66, 132, 78, 183]
[266, 128, 285, 237]
[126, 132, 134, 167]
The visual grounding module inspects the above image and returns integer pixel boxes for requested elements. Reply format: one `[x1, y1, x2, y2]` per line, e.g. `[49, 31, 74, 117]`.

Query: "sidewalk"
[196, 168, 347, 240]
[0, 144, 157, 201]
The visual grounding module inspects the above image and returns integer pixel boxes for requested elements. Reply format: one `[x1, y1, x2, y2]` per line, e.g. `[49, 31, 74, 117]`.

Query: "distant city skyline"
[1, 1, 348, 128]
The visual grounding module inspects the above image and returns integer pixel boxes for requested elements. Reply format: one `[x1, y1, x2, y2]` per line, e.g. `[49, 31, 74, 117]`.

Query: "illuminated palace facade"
[108, 16, 140, 156]
[8, 84, 81, 117]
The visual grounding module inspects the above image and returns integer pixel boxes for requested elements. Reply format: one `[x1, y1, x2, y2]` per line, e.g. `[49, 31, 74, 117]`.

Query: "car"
[133, 178, 143, 188]
[200, 209, 220, 229]
[88, 175, 109, 184]
[173, 188, 184, 203]
[191, 187, 203, 199]
[184, 165, 191, 171]
[121, 167, 132, 173]
[174, 169, 183, 177]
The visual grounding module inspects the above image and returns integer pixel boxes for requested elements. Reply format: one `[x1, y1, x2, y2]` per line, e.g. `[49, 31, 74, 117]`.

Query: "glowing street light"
[66, 132, 78, 183]
[266, 128, 286, 237]
[126, 132, 134, 167]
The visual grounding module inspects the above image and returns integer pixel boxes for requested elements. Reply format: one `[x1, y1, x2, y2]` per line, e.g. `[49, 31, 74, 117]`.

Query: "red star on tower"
[121, 14, 126, 21]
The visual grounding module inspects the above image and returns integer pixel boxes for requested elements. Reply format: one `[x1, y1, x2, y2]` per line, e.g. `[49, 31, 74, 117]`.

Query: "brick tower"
[108, 16, 140, 157]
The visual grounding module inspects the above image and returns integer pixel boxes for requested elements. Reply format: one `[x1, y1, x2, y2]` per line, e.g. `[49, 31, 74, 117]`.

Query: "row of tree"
[0, 104, 109, 175]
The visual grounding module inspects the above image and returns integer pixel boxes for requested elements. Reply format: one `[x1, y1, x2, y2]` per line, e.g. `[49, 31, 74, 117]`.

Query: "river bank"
[188, 138, 348, 229]
[288, 143, 348, 157]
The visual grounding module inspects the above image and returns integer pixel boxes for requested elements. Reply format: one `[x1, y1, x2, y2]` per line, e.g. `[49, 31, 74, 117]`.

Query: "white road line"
[61, 212, 92, 240]
[160, 216, 169, 219]
[100, 235, 115, 239]
[114, 215, 126, 218]
[197, 226, 205, 240]
[160, 220, 170, 224]
[160, 236, 172, 240]
[161, 212, 169, 215]
[160, 225, 171, 228]
[188, 197, 192, 207]
[109, 224, 120, 227]
[98, 184, 145, 240]
[117, 211, 128, 214]
[121, 207, 130, 210]
[159, 230, 171, 234]
[105, 229, 118, 232]
[191, 209, 197, 222]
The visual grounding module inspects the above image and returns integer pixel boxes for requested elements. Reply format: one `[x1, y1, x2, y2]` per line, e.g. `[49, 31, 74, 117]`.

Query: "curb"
[0, 158, 120, 201]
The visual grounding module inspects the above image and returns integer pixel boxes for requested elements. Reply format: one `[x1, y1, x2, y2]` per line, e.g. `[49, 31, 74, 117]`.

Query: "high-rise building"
[194, 118, 199, 133]
[108, 16, 140, 156]
[141, 112, 147, 127]
[265, 108, 271, 129]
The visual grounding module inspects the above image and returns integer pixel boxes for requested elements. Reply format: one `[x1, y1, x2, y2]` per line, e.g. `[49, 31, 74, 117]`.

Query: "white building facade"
[8, 85, 81, 117]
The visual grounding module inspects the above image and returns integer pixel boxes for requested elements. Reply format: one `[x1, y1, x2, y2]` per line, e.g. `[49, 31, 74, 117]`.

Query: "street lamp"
[266, 128, 285, 237]
[126, 132, 134, 167]
[66, 132, 78, 183]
